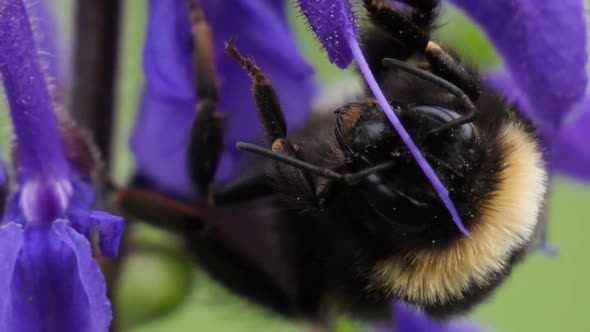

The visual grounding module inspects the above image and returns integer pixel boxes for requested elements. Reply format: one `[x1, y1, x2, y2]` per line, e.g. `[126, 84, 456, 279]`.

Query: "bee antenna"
[381, 58, 479, 136]
[236, 142, 396, 184]
[236, 142, 343, 180]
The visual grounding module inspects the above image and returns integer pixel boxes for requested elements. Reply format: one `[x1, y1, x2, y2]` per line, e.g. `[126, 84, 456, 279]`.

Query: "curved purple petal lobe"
[52, 221, 111, 332]
[375, 303, 483, 332]
[132, 0, 313, 196]
[0, 0, 70, 182]
[451, 0, 588, 132]
[296, 0, 356, 68]
[552, 103, 590, 181]
[0, 223, 24, 332]
[487, 70, 590, 182]
[90, 211, 125, 257]
[1, 222, 110, 332]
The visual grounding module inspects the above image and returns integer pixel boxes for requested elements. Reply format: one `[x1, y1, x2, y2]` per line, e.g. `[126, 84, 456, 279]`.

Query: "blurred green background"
[46, 1, 590, 332]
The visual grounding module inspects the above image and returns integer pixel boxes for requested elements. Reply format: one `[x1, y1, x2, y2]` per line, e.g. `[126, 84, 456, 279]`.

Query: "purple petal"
[451, 0, 588, 132]
[0, 223, 25, 332]
[131, 91, 201, 196]
[63, 181, 125, 257]
[552, 101, 590, 181]
[90, 211, 125, 257]
[66, 180, 100, 234]
[1, 222, 110, 332]
[1, 194, 26, 227]
[0, 0, 71, 181]
[485, 69, 528, 117]
[142, 0, 193, 101]
[132, 0, 313, 196]
[375, 303, 483, 332]
[296, 0, 356, 68]
[487, 70, 590, 182]
[52, 221, 112, 331]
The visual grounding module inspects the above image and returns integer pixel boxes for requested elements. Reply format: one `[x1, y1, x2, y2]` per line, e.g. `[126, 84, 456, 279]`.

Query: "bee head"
[334, 101, 481, 247]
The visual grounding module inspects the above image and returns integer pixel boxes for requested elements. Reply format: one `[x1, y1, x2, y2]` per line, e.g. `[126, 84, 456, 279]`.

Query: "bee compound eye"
[412, 105, 476, 143]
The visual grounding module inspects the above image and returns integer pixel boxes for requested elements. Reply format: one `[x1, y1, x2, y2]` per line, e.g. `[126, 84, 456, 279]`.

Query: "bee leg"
[270, 139, 319, 210]
[363, 0, 480, 101]
[192, 232, 296, 316]
[363, 0, 432, 52]
[210, 168, 275, 205]
[117, 187, 297, 315]
[225, 40, 320, 209]
[186, 0, 226, 196]
[117, 188, 205, 234]
[394, 0, 440, 27]
[381, 58, 479, 135]
[423, 42, 481, 101]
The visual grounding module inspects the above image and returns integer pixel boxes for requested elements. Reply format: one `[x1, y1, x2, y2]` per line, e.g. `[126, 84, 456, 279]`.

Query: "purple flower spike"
[0, 0, 70, 183]
[296, 0, 356, 68]
[0, 1, 124, 331]
[451, 0, 587, 133]
[375, 303, 483, 332]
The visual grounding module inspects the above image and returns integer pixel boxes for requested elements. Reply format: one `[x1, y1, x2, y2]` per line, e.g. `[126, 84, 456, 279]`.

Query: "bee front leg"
[186, 1, 279, 206]
[117, 187, 205, 234]
[225, 40, 320, 210]
[186, 0, 225, 197]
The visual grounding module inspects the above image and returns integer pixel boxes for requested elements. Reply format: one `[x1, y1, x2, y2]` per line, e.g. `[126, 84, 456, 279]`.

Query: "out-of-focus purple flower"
[450, 0, 590, 180]
[131, 0, 314, 197]
[460, 0, 588, 250]
[0, 1, 124, 331]
[375, 303, 482, 332]
[451, 0, 587, 134]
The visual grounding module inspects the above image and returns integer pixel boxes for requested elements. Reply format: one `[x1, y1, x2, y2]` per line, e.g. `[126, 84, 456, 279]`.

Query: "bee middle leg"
[225, 40, 319, 209]
[186, 0, 225, 197]
[186, 0, 277, 205]
[363, 0, 480, 100]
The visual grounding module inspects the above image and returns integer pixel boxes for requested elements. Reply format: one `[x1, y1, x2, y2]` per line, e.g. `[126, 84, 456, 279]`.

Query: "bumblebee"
[120, 0, 547, 320]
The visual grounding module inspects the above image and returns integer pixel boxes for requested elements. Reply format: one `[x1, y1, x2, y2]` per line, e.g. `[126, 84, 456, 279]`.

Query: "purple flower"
[449, 0, 588, 251]
[375, 303, 482, 332]
[0, 1, 124, 331]
[450, 0, 590, 181]
[131, 0, 314, 197]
